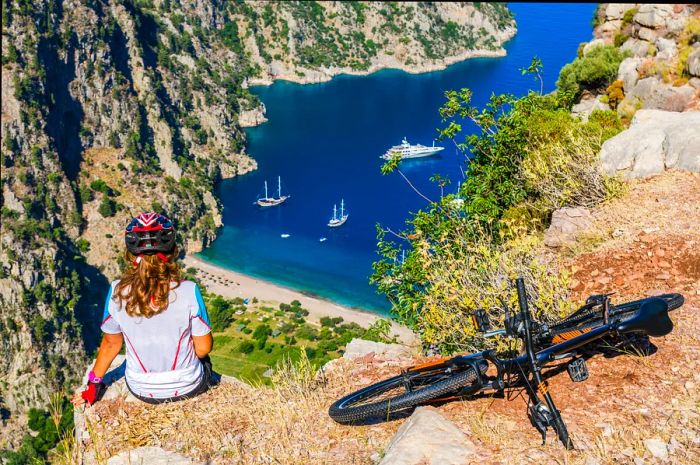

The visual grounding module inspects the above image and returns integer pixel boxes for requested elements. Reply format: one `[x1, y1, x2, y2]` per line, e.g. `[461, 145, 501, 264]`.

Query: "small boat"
[328, 199, 348, 228]
[380, 137, 444, 160]
[319, 237, 327, 242]
[280, 233, 290, 238]
[256, 176, 289, 207]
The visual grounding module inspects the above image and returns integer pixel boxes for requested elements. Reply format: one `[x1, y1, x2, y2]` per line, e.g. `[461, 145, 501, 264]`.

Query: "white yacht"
[380, 137, 445, 160]
[255, 176, 289, 207]
[328, 199, 348, 228]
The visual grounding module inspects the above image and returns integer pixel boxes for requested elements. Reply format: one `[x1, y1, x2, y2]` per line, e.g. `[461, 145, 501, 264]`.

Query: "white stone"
[637, 27, 657, 43]
[604, 4, 636, 21]
[343, 338, 413, 360]
[544, 207, 593, 248]
[643, 438, 668, 460]
[572, 96, 610, 122]
[378, 407, 480, 465]
[600, 110, 700, 178]
[106, 447, 202, 465]
[687, 49, 700, 77]
[634, 5, 673, 28]
[617, 57, 641, 94]
[621, 38, 651, 58]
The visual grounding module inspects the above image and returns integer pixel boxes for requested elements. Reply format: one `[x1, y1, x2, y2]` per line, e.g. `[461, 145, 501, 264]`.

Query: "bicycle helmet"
[124, 212, 176, 255]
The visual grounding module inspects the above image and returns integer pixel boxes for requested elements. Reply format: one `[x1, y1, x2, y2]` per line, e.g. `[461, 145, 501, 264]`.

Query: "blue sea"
[198, 3, 597, 313]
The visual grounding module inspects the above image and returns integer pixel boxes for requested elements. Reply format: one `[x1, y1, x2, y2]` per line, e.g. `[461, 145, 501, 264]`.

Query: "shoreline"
[183, 255, 417, 345]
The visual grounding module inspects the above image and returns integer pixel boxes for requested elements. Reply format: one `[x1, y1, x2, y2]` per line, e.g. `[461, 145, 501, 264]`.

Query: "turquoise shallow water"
[199, 3, 597, 313]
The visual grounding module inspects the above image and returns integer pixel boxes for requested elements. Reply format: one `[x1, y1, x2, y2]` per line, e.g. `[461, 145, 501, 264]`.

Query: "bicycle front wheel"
[328, 359, 487, 424]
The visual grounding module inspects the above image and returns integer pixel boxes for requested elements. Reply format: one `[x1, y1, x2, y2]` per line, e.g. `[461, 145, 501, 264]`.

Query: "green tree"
[98, 195, 116, 217]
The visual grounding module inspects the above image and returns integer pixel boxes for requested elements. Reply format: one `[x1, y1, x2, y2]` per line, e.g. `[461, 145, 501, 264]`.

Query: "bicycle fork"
[516, 278, 574, 450]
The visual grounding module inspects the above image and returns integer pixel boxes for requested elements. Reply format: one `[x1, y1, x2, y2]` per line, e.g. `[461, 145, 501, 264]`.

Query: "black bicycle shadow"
[337, 334, 659, 425]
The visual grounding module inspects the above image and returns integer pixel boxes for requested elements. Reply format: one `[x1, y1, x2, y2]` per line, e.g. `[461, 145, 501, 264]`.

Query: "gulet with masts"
[255, 176, 289, 208]
[328, 199, 348, 228]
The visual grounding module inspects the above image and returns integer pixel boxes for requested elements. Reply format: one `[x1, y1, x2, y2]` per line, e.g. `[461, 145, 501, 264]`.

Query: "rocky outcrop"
[544, 207, 594, 248]
[101, 447, 202, 465]
[599, 109, 700, 178]
[378, 406, 480, 465]
[688, 48, 700, 77]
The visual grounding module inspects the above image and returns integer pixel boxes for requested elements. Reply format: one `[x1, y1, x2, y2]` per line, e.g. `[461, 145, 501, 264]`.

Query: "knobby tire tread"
[328, 363, 486, 424]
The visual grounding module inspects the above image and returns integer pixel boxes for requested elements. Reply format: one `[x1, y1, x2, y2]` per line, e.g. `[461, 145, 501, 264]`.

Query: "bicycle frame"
[409, 280, 674, 449]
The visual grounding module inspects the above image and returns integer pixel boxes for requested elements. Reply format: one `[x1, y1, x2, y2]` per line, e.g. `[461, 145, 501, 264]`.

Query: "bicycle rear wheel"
[328, 359, 487, 424]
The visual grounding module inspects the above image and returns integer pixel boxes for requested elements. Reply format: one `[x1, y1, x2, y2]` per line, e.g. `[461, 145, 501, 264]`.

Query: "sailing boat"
[256, 176, 289, 207]
[328, 199, 348, 228]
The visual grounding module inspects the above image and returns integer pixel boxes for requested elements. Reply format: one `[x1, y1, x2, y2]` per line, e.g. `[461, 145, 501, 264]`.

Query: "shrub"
[76, 238, 90, 253]
[97, 195, 116, 217]
[207, 295, 233, 332]
[621, 8, 637, 27]
[252, 324, 271, 341]
[238, 341, 254, 354]
[295, 324, 318, 341]
[557, 45, 629, 104]
[606, 80, 625, 110]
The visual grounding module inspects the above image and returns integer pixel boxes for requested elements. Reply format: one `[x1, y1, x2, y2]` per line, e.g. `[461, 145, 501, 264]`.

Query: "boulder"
[343, 338, 413, 360]
[634, 4, 673, 28]
[582, 39, 606, 56]
[378, 406, 480, 465]
[689, 77, 700, 89]
[666, 17, 685, 35]
[544, 207, 594, 248]
[637, 27, 657, 43]
[604, 4, 637, 21]
[599, 110, 700, 178]
[621, 38, 651, 58]
[627, 77, 695, 111]
[572, 95, 610, 122]
[687, 49, 700, 77]
[655, 37, 676, 55]
[617, 57, 641, 93]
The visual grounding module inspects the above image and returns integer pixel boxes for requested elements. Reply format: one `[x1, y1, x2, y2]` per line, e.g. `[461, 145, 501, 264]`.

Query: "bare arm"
[93, 332, 124, 377]
[192, 333, 213, 358]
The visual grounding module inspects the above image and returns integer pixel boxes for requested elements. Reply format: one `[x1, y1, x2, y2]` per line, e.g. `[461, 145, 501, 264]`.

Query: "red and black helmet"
[124, 212, 176, 255]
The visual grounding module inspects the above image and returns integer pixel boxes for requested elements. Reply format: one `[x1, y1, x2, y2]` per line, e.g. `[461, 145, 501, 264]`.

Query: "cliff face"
[0, 0, 514, 424]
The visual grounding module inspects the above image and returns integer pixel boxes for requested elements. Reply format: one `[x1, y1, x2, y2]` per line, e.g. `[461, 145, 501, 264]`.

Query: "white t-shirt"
[101, 280, 212, 399]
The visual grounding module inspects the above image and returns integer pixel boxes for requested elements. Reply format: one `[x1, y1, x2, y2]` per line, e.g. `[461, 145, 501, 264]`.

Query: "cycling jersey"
[101, 280, 211, 399]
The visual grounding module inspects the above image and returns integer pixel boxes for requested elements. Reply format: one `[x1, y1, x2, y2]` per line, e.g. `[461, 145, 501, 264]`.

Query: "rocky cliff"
[572, 3, 700, 120]
[0, 0, 515, 442]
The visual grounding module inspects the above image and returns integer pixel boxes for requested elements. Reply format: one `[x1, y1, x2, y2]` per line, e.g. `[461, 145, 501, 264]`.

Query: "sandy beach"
[183, 255, 417, 344]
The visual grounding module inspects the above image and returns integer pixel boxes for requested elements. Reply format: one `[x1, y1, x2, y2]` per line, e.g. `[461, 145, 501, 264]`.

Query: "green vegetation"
[557, 45, 630, 105]
[207, 292, 395, 383]
[373, 62, 624, 353]
[0, 396, 73, 465]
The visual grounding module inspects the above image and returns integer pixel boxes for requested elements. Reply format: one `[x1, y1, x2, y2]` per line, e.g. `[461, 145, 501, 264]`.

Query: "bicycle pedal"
[567, 358, 588, 382]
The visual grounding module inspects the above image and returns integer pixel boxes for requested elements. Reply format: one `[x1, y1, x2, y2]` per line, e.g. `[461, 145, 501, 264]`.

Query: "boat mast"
[264, 180, 268, 199]
[332, 204, 337, 221]
[340, 199, 345, 217]
[277, 176, 282, 199]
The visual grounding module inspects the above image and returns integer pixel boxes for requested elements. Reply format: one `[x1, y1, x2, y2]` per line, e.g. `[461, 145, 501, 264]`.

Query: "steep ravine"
[0, 0, 515, 445]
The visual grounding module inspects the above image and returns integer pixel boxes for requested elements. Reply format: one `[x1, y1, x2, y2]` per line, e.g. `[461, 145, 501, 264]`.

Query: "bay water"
[199, 3, 597, 313]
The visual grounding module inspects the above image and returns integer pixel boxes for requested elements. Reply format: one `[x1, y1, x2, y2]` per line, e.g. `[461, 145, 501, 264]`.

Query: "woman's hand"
[71, 382, 106, 406]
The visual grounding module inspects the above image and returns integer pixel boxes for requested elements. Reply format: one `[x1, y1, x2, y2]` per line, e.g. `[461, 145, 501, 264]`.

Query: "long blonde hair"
[114, 248, 181, 317]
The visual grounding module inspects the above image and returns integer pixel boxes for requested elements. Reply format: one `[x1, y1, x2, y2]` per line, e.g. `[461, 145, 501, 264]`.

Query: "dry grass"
[82, 353, 406, 464]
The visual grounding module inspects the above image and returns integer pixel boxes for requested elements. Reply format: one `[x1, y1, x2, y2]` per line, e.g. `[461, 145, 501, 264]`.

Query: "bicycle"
[328, 278, 684, 449]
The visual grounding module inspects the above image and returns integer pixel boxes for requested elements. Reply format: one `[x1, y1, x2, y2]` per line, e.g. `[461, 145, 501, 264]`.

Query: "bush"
[238, 341, 254, 354]
[207, 295, 233, 332]
[295, 324, 318, 341]
[76, 238, 90, 253]
[606, 80, 624, 110]
[557, 45, 629, 104]
[97, 195, 116, 217]
[252, 324, 271, 341]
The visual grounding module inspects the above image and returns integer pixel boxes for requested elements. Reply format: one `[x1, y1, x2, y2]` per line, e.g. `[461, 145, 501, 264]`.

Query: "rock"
[378, 407, 480, 465]
[105, 447, 202, 465]
[634, 4, 673, 28]
[689, 77, 700, 89]
[621, 38, 652, 58]
[600, 110, 700, 178]
[617, 57, 641, 93]
[238, 102, 268, 128]
[583, 39, 606, 56]
[626, 77, 695, 111]
[643, 438, 669, 460]
[687, 49, 700, 77]
[604, 4, 636, 21]
[666, 17, 685, 34]
[655, 37, 677, 55]
[572, 95, 610, 121]
[544, 207, 593, 248]
[343, 338, 413, 360]
[637, 27, 657, 43]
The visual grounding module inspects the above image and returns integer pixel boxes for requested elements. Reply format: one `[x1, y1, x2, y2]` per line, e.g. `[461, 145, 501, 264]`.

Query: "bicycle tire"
[552, 293, 684, 333]
[329, 360, 487, 424]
